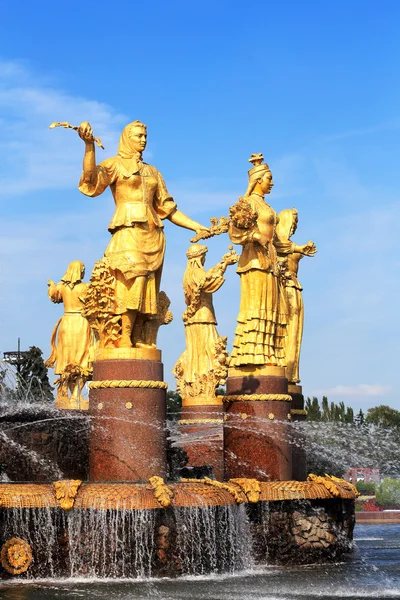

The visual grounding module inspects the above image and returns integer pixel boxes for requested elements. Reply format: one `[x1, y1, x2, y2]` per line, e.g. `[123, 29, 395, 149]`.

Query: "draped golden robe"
[229, 194, 292, 367]
[79, 158, 177, 316]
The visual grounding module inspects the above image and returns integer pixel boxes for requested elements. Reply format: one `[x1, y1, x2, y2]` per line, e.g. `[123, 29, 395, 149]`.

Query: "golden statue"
[276, 209, 316, 383]
[77, 120, 209, 349]
[45, 261, 93, 409]
[173, 244, 239, 405]
[228, 154, 314, 368]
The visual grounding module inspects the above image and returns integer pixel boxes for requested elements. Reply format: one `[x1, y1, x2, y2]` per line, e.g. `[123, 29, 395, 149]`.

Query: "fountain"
[0, 121, 357, 580]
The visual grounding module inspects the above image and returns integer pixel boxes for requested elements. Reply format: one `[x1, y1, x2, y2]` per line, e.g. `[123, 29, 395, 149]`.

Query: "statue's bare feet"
[135, 341, 156, 349]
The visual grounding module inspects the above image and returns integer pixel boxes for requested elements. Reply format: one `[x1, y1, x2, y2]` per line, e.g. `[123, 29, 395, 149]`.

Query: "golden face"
[129, 127, 147, 153]
[260, 171, 274, 195]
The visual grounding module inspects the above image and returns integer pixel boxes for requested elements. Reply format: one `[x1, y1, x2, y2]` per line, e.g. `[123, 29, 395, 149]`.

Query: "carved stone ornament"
[1, 538, 33, 575]
[53, 479, 83, 510]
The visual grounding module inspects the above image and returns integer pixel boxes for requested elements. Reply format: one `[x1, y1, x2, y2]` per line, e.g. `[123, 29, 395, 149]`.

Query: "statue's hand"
[47, 279, 55, 287]
[78, 121, 94, 144]
[299, 241, 317, 256]
[190, 227, 212, 243]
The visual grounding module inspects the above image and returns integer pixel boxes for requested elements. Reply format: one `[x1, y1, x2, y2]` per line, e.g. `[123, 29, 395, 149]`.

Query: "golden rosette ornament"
[1, 538, 33, 575]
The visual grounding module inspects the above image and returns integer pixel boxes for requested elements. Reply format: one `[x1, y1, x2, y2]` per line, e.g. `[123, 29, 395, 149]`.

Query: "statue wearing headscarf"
[78, 120, 209, 348]
[46, 261, 93, 408]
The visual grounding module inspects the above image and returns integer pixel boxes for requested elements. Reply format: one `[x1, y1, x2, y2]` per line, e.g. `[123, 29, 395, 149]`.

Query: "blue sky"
[0, 1, 399, 411]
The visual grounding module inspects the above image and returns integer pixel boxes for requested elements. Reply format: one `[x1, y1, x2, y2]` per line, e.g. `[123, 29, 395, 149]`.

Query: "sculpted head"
[245, 153, 274, 197]
[61, 261, 85, 288]
[118, 121, 147, 158]
[277, 208, 298, 240]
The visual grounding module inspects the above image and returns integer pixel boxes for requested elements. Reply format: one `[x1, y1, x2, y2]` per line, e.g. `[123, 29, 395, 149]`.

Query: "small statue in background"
[276, 209, 316, 384]
[45, 261, 94, 410]
[173, 245, 239, 404]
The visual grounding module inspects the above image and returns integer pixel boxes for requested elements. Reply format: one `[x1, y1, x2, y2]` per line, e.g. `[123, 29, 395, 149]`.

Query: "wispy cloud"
[312, 384, 392, 398]
[0, 60, 127, 196]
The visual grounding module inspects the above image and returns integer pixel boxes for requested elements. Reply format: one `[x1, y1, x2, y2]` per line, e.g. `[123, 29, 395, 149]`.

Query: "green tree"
[305, 397, 321, 421]
[356, 481, 376, 495]
[376, 478, 400, 507]
[366, 405, 400, 429]
[355, 408, 365, 427]
[166, 390, 182, 421]
[17, 346, 53, 402]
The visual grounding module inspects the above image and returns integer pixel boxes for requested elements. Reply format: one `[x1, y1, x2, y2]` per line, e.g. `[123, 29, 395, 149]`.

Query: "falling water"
[174, 504, 253, 575]
[68, 508, 157, 578]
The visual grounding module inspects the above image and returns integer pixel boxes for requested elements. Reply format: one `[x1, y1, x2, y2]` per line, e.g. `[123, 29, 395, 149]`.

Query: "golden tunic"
[78, 158, 177, 315]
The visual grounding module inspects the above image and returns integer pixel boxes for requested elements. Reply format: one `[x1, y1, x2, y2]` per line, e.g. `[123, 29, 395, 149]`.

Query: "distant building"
[344, 467, 380, 484]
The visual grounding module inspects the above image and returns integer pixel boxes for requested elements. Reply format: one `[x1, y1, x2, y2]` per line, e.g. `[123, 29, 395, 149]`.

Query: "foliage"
[366, 405, 400, 429]
[305, 396, 354, 424]
[356, 481, 376, 495]
[17, 346, 53, 402]
[376, 478, 400, 507]
[166, 390, 182, 421]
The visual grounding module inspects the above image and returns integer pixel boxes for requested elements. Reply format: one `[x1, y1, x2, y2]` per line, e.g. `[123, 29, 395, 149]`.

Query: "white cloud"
[312, 384, 392, 398]
[0, 60, 127, 197]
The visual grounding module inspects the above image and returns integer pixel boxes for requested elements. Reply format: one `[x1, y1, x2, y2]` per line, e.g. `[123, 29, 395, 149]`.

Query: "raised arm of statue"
[78, 122, 97, 185]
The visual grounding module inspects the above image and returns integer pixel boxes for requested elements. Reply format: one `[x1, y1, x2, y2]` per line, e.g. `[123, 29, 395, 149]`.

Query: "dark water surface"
[0, 524, 399, 600]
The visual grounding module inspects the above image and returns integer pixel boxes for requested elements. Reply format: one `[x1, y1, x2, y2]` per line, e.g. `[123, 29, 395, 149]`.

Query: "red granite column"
[224, 366, 292, 481]
[178, 401, 224, 480]
[88, 348, 167, 482]
[289, 384, 307, 481]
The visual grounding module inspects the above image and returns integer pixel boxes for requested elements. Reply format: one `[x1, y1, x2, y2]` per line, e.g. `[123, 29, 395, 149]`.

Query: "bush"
[356, 481, 376, 496]
[376, 478, 400, 508]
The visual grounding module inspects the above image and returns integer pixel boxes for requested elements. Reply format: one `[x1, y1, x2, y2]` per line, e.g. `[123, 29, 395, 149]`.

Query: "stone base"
[224, 368, 292, 481]
[89, 358, 167, 482]
[288, 385, 307, 481]
[179, 405, 224, 481]
[0, 479, 356, 578]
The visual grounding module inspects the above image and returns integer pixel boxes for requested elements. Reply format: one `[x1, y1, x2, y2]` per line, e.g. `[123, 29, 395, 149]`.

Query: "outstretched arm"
[167, 209, 210, 236]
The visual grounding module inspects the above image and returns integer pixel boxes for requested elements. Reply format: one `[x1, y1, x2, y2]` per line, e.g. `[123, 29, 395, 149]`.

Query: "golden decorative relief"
[173, 245, 238, 407]
[229, 478, 261, 503]
[178, 418, 223, 425]
[224, 394, 292, 402]
[268, 413, 275, 420]
[89, 379, 168, 390]
[291, 409, 308, 416]
[287, 413, 292, 420]
[97, 402, 103, 410]
[241, 413, 248, 420]
[307, 474, 359, 499]
[148, 476, 174, 508]
[53, 479, 83, 510]
[200, 477, 246, 504]
[1, 538, 33, 575]
[125, 402, 133, 409]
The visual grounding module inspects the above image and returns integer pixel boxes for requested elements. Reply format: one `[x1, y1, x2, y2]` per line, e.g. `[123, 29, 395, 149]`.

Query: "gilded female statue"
[77, 120, 209, 348]
[173, 244, 238, 403]
[45, 261, 93, 409]
[276, 208, 316, 383]
[228, 154, 315, 368]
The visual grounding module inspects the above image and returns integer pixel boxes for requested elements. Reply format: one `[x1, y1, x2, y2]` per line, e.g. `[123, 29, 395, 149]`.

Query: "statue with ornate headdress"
[228, 154, 314, 368]
[76, 120, 210, 350]
[276, 209, 316, 384]
[45, 261, 94, 409]
[173, 244, 238, 404]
